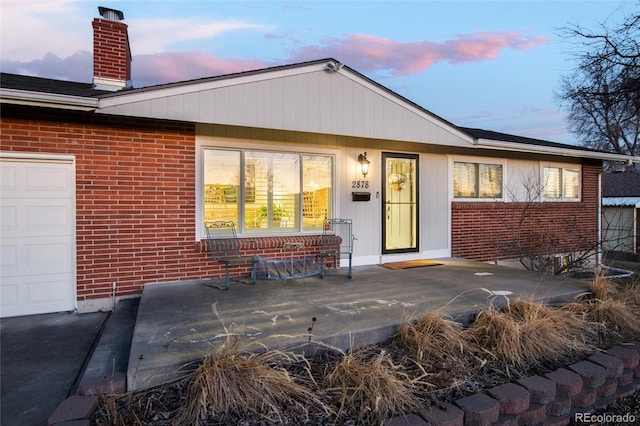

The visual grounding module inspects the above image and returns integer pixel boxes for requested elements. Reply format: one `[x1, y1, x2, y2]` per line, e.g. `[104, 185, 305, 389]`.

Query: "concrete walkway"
[128, 258, 591, 391]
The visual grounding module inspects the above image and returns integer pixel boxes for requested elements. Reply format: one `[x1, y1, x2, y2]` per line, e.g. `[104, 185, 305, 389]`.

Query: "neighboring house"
[602, 167, 640, 257]
[1, 8, 638, 318]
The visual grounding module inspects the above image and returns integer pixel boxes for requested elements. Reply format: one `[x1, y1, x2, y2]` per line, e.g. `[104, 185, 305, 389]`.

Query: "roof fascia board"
[475, 138, 640, 163]
[0, 88, 98, 111]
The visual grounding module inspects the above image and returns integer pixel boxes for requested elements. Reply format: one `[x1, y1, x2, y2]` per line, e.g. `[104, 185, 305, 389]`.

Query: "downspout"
[597, 171, 602, 266]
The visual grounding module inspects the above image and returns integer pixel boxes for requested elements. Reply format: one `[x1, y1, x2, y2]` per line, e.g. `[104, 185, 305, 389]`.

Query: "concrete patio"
[127, 258, 592, 391]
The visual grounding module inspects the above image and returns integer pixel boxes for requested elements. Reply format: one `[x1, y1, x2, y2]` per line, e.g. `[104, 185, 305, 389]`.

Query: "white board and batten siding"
[0, 154, 76, 318]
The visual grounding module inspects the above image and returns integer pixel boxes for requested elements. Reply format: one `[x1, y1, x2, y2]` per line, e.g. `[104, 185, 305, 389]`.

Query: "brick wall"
[92, 17, 131, 82]
[1, 104, 606, 302]
[1, 106, 333, 303]
[451, 163, 601, 262]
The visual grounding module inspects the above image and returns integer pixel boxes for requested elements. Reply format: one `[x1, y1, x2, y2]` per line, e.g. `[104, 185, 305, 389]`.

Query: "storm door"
[382, 153, 419, 253]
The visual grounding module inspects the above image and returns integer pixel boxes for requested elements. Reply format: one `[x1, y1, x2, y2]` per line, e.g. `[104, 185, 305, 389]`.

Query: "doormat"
[380, 260, 442, 270]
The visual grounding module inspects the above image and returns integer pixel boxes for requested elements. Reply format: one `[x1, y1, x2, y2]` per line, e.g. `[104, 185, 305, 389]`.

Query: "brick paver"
[47, 396, 97, 426]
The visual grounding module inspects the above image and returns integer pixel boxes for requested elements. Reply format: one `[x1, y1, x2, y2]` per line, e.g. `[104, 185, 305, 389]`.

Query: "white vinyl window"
[542, 165, 580, 200]
[453, 160, 503, 199]
[203, 148, 333, 234]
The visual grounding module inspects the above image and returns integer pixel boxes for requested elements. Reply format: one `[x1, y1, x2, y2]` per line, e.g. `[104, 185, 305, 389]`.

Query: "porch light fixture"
[358, 152, 370, 178]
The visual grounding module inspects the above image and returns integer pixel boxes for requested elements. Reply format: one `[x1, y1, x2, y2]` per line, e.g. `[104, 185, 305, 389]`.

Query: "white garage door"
[1, 155, 76, 318]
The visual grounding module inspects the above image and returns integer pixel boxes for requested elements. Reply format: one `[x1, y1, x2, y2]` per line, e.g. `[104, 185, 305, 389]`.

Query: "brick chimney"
[92, 7, 131, 91]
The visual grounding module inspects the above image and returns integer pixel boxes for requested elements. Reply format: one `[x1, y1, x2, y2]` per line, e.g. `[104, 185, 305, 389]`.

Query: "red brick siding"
[1, 106, 329, 302]
[451, 163, 601, 261]
[92, 18, 131, 81]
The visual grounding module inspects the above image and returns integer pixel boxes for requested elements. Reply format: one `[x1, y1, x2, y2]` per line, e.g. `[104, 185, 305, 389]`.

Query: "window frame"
[450, 156, 506, 201]
[540, 162, 582, 202]
[196, 140, 337, 238]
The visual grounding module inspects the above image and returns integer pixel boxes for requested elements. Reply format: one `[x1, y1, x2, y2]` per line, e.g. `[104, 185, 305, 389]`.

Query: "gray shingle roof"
[602, 168, 640, 197]
[1, 73, 109, 97]
[458, 127, 605, 155]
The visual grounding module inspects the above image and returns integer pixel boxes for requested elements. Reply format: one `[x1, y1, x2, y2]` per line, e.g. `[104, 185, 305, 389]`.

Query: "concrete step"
[77, 298, 139, 395]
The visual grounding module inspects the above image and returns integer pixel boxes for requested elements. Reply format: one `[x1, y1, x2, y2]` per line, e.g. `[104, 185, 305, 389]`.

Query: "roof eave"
[602, 197, 640, 207]
[475, 138, 640, 163]
[0, 88, 99, 111]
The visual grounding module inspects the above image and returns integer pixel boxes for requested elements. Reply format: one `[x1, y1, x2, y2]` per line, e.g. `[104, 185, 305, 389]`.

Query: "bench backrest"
[322, 218, 354, 256]
[204, 221, 242, 261]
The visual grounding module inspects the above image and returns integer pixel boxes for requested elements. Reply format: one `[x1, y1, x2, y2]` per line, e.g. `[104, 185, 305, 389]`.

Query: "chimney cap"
[98, 6, 124, 21]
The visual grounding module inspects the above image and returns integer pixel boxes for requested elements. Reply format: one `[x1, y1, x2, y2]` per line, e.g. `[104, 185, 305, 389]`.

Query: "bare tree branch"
[557, 5, 640, 160]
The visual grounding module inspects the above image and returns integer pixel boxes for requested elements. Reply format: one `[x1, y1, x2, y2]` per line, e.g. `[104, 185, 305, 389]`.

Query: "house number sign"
[352, 180, 369, 189]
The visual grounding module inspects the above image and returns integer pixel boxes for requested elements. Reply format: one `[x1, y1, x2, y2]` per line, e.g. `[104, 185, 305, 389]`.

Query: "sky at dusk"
[1, 0, 635, 144]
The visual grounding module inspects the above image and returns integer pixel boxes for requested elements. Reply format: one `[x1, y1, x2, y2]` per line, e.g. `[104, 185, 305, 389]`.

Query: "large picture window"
[453, 161, 503, 199]
[543, 165, 580, 200]
[203, 148, 333, 234]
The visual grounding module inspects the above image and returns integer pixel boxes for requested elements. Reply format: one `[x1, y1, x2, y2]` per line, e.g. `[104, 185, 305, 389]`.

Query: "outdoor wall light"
[358, 152, 370, 178]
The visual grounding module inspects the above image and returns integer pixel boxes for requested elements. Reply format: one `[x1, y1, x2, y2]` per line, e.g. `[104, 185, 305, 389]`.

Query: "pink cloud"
[132, 52, 270, 86]
[2, 30, 550, 89]
[289, 31, 549, 76]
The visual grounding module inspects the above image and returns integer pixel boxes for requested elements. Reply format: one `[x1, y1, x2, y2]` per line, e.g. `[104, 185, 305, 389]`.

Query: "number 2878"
[352, 180, 369, 189]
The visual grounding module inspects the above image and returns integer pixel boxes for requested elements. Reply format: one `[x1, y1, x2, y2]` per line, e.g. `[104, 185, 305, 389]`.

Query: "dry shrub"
[617, 281, 640, 310]
[589, 272, 617, 300]
[509, 300, 596, 362]
[563, 273, 640, 341]
[464, 304, 522, 365]
[174, 338, 328, 425]
[397, 310, 465, 361]
[326, 348, 417, 425]
[465, 299, 596, 368]
[564, 298, 640, 338]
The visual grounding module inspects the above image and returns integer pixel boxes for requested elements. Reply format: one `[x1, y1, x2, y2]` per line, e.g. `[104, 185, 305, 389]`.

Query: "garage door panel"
[25, 165, 71, 193]
[1, 161, 73, 198]
[0, 157, 75, 318]
[28, 275, 73, 303]
[1, 205, 18, 232]
[0, 164, 17, 191]
[1, 283, 18, 308]
[1, 274, 74, 317]
[2, 201, 73, 238]
[1, 243, 18, 269]
[25, 203, 73, 233]
[2, 238, 72, 276]
[25, 240, 73, 274]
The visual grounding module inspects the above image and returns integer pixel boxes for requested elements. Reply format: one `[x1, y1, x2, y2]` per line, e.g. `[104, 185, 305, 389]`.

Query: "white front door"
[1, 155, 76, 318]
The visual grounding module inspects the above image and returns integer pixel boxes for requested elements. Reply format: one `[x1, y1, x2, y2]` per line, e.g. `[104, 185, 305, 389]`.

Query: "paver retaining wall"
[386, 341, 640, 426]
[48, 341, 640, 425]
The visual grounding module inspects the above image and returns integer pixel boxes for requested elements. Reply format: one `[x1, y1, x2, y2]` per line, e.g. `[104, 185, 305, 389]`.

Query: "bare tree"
[494, 172, 600, 274]
[557, 5, 640, 159]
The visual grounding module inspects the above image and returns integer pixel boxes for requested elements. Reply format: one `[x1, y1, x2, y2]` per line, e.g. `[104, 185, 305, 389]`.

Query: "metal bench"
[256, 242, 320, 282]
[318, 218, 354, 278]
[204, 221, 259, 290]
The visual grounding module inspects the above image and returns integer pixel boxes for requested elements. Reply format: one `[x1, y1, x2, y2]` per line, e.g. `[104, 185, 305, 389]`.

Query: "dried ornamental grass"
[508, 299, 596, 362]
[464, 304, 522, 365]
[174, 339, 329, 425]
[589, 272, 618, 300]
[565, 298, 640, 337]
[465, 299, 597, 368]
[564, 274, 640, 340]
[397, 310, 466, 362]
[617, 281, 640, 310]
[326, 348, 418, 425]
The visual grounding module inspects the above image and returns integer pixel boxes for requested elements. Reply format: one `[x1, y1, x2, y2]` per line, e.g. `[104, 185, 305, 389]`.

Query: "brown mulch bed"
[93, 275, 640, 425]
